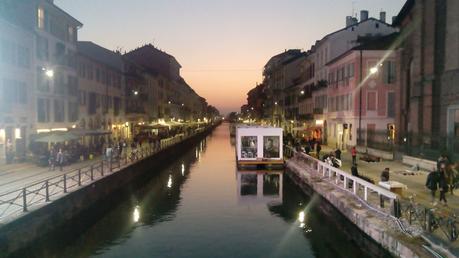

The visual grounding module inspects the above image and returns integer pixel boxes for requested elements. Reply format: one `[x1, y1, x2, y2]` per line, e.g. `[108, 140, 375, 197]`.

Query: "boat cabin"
[236, 126, 284, 168]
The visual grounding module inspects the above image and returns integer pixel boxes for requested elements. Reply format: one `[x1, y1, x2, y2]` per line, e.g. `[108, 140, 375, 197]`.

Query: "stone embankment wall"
[286, 159, 430, 258]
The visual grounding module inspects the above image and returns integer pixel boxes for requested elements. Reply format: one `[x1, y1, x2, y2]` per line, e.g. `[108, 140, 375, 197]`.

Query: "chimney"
[380, 11, 386, 23]
[392, 16, 397, 24]
[360, 10, 369, 21]
[346, 16, 353, 27]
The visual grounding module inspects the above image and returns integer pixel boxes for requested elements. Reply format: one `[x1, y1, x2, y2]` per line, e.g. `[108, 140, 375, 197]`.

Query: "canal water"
[12, 124, 391, 258]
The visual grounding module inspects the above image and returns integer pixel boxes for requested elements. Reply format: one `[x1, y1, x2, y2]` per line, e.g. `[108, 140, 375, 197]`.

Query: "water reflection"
[236, 170, 283, 206]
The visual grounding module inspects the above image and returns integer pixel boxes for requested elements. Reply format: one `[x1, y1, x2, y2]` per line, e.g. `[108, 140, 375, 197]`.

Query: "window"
[107, 72, 112, 86]
[37, 98, 50, 122]
[79, 90, 86, 105]
[68, 76, 78, 96]
[383, 61, 396, 84]
[387, 92, 395, 118]
[37, 7, 45, 29]
[37, 67, 50, 92]
[88, 92, 96, 115]
[263, 136, 280, 158]
[349, 63, 354, 77]
[88, 64, 94, 80]
[114, 97, 121, 116]
[1, 39, 15, 65]
[367, 92, 377, 111]
[96, 68, 100, 82]
[68, 26, 75, 43]
[375, 23, 379, 29]
[54, 71, 65, 94]
[17, 46, 30, 68]
[16, 82, 27, 104]
[241, 136, 257, 159]
[68, 102, 78, 122]
[36, 36, 48, 61]
[2, 79, 27, 105]
[54, 100, 65, 122]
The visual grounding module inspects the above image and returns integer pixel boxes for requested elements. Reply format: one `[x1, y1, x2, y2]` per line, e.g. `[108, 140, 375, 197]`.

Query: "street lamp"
[300, 90, 305, 95]
[168, 101, 171, 104]
[133, 90, 138, 95]
[369, 67, 378, 75]
[42, 68, 54, 78]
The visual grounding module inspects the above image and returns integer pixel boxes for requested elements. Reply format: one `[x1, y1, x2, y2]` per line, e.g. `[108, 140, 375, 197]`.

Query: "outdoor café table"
[378, 181, 407, 197]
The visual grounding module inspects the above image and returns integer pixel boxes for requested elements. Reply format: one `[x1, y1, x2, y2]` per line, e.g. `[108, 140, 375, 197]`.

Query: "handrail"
[286, 145, 399, 217]
[0, 124, 214, 222]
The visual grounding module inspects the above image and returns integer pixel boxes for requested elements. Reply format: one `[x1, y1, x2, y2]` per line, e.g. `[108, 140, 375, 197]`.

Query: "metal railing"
[0, 126, 212, 222]
[286, 146, 399, 217]
[286, 145, 459, 243]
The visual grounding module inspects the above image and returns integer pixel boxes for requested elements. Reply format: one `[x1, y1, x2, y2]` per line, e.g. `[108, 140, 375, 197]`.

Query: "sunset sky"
[56, 0, 405, 114]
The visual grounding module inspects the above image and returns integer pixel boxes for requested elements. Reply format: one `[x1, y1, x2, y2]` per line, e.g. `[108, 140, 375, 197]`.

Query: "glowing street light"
[369, 67, 378, 75]
[300, 90, 305, 95]
[45, 69, 54, 78]
[168, 101, 172, 104]
[274, 101, 278, 105]
[133, 90, 138, 95]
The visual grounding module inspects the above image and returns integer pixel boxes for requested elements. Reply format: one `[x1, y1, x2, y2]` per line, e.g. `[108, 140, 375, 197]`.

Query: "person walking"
[437, 154, 449, 171]
[380, 168, 390, 182]
[48, 149, 55, 171]
[351, 146, 357, 165]
[56, 148, 64, 171]
[335, 148, 342, 160]
[439, 168, 449, 205]
[316, 143, 321, 159]
[426, 170, 439, 205]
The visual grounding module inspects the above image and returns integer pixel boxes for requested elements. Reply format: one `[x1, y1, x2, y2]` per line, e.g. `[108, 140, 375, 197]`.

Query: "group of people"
[425, 154, 457, 206]
[48, 147, 65, 171]
[292, 137, 322, 159]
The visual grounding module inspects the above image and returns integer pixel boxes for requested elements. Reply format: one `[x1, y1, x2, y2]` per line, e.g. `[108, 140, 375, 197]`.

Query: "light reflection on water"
[10, 124, 391, 258]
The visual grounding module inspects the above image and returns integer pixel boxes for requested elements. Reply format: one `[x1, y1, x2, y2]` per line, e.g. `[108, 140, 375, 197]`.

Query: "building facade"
[76, 41, 126, 140]
[394, 0, 459, 159]
[0, 17, 35, 162]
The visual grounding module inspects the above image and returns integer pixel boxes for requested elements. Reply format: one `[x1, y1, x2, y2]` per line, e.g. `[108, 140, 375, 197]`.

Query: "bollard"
[22, 188, 27, 212]
[391, 199, 402, 218]
[63, 174, 67, 193]
[78, 169, 81, 186]
[101, 161, 104, 175]
[109, 159, 113, 172]
[379, 194, 384, 208]
[45, 180, 50, 202]
[90, 165, 94, 181]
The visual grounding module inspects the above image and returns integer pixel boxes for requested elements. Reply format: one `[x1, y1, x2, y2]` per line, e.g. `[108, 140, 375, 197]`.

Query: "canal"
[11, 124, 391, 258]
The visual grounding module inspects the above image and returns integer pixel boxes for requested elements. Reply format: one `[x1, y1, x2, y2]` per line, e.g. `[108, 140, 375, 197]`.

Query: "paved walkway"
[0, 144, 150, 195]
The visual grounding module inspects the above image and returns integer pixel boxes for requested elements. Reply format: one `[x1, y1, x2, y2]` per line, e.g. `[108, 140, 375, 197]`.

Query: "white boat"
[235, 126, 284, 168]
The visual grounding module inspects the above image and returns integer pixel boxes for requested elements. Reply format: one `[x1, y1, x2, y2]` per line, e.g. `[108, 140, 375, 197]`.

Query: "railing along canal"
[285, 145, 459, 243]
[0, 128, 210, 222]
[285, 146, 399, 217]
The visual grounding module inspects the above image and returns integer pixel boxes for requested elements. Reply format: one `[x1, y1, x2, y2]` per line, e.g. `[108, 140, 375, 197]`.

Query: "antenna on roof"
[351, 1, 356, 17]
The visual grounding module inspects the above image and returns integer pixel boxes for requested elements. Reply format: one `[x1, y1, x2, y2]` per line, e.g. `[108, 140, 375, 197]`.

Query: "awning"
[34, 132, 79, 143]
[70, 129, 112, 136]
